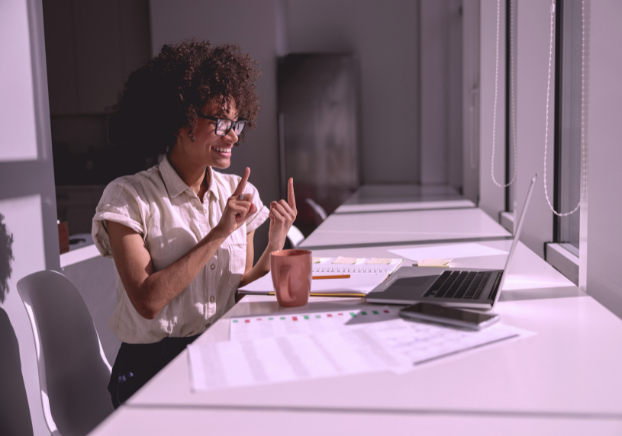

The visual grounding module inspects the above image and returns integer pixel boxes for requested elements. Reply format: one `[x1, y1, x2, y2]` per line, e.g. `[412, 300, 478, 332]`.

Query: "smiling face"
[173, 99, 240, 170]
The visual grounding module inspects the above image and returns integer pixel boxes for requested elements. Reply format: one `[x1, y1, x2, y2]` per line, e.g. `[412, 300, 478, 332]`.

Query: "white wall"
[284, 0, 420, 184]
[149, 0, 281, 257]
[419, 0, 463, 188]
[150, 0, 466, 194]
[584, 0, 622, 318]
[446, 0, 464, 190]
[419, 0, 447, 185]
[462, 0, 480, 204]
[0, 0, 59, 434]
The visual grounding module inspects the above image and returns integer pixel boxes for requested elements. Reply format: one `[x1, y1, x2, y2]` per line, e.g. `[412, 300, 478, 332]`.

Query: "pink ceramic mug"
[271, 249, 312, 307]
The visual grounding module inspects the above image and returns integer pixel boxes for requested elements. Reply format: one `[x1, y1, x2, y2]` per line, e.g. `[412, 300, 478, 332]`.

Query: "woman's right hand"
[214, 167, 256, 237]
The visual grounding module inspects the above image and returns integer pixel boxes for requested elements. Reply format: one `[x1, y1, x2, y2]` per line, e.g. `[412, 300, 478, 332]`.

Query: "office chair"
[286, 225, 305, 248]
[305, 198, 327, 224]
[17, 270, 114, 436]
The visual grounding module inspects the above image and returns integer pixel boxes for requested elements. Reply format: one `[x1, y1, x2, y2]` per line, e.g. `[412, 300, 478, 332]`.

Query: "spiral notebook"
[238, 257, 403, 298]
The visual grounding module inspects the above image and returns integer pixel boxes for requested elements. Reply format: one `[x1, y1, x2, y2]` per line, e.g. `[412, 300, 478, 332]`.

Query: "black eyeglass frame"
[197, 113, 248, 137]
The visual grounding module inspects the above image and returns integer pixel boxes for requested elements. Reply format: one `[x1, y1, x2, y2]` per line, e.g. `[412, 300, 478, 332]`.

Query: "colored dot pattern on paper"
[232, 308, 394, 324]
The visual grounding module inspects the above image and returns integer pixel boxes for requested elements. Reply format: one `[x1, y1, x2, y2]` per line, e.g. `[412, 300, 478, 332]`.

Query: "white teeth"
[214, 147, 231, 153]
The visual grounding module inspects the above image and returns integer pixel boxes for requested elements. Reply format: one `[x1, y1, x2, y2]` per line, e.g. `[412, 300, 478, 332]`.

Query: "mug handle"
[278, 264, 294, 303]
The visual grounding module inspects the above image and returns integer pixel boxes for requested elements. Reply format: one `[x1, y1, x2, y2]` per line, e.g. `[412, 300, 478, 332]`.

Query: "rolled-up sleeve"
[92, 179, 145, 258]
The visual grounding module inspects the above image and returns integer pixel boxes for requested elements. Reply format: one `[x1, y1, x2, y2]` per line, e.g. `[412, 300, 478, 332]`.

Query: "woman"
[92, 40, 296, 408]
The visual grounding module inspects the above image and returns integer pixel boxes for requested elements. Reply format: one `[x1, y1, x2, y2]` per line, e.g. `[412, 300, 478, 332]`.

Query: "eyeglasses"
[197, 113, 248, 137]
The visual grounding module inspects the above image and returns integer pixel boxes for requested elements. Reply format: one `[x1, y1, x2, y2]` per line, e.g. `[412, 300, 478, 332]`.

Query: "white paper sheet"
[332, 256, 361, 264]
[389, 243, 508, 262]
[418, 259, 452, 267]
[367, 258, 394, 265]
[188, 327, 413, 392]
[367, 319, 532, 369]
[229, 307, 399, 341]
[189, 317, 533, 391]
[232, 311, 533, 368]
[314, 257, 402, 273]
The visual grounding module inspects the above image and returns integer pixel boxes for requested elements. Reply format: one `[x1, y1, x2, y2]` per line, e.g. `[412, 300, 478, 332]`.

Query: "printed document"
[188, 327, 413, 392]
[368, 319, 531, 367]
[189, 315, 532, 391]
[229, 307, 399, 341]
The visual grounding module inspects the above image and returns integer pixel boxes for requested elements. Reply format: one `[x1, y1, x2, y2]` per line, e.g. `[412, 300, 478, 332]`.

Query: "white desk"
[300, 208, 511, 249]
[348, 184, 462, 198]
[91, 407, 622, 436]
[335, 184, 474, 214]
[90, 232, 622, 435]
[105, 242, 622, 423]
[335, 199, 476, 214]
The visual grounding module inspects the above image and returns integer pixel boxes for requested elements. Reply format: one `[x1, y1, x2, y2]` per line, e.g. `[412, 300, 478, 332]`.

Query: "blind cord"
[542, 0, 587, 217]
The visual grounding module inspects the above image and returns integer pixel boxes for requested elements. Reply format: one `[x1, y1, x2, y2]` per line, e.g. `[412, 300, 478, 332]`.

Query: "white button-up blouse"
[92, 157, 269, 344]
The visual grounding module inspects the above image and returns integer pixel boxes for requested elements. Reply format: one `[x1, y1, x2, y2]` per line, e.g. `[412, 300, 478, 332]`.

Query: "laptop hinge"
[487, 272, 503, 301]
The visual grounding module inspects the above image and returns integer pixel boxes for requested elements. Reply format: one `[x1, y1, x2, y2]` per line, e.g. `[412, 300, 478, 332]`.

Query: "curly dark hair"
[112, 40, 261, 156]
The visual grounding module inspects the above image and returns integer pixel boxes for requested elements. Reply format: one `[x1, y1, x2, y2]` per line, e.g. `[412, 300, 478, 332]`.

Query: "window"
[505, 0, 517, 213]
[553, 0, 583, 253]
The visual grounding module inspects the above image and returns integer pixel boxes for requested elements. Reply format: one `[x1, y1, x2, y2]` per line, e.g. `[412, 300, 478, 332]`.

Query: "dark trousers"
[108, 335, 199, 409]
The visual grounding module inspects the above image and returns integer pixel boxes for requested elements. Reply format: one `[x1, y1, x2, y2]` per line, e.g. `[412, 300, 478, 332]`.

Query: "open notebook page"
[238, 271, 391, 297]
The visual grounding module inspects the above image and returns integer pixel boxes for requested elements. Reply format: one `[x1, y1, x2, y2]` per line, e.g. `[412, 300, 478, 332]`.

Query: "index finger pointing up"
[287, 178, 296, 211]
[233, 167, 251, 197]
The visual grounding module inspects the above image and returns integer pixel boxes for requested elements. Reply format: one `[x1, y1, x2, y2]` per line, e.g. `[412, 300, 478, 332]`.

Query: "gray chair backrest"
[305, 198, 327, 223]
[286, 225, 305, 248]
[17, 270, 113, 436]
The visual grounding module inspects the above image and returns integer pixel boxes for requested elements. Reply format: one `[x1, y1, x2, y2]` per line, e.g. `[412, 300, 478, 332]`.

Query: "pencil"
[312, 274, 351, 280]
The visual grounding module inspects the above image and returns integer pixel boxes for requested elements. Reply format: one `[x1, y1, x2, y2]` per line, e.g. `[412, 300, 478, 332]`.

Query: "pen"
[312, 274, 351, 280]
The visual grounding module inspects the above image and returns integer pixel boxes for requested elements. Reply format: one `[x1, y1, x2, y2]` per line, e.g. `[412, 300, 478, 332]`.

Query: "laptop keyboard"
[424, 271, 492, 300]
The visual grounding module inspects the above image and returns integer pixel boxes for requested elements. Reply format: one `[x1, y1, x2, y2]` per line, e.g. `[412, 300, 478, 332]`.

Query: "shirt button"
[206, 322, 211, 328]
[210, 296, 215, 303]
[210, 264, 215, 270]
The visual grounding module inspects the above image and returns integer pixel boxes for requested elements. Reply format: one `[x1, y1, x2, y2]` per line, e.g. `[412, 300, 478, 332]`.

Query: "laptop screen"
[494, 174, 538, 301]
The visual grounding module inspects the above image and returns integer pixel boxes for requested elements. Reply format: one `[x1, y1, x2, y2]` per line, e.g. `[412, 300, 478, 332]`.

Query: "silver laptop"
[365, 174, 537, 310]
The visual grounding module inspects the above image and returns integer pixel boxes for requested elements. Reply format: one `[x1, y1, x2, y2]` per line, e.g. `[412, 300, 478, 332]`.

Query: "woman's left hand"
[268, 178, 297, 250]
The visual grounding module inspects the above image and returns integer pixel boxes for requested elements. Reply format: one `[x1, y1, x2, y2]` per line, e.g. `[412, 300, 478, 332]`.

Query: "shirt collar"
[160, 155, 220, 201]
[205, 166, 220, 201]
[160, 155, 193, 198]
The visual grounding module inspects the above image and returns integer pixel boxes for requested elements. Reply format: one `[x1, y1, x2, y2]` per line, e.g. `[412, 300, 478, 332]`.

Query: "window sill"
[545, 243, 579, 285]
[499, 211, 514, 233]
[60, 233, 100, 268]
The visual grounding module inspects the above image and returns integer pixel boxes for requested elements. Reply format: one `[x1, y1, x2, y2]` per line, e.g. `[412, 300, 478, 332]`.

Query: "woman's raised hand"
[215, 167, 256, 237]
[268, 178, 297, 250]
